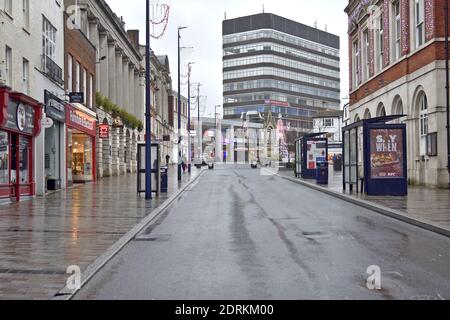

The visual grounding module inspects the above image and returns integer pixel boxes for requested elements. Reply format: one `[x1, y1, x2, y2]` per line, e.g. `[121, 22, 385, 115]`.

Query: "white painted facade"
[0, 0, 66, 196]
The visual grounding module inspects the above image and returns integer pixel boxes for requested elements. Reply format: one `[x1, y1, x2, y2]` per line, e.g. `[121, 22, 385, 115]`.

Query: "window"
[324, 119, 334, 127]
[89, 74, 93, 108]
[362, 29, 370, 81]
[23, 0, 30, 30]
[5, 46, 12, 87]
[42, 17, 57, 61]
[415, 0, 425, 48]
[393, 1, 401, 61]
[4, 0, 12, 15]
[67, 54, 73, 92]
[82, 68, 87, 104]
[75, 62, 80, 92]
[352, 40, 360, 88]
[0, 131, 9, 185]
[22, 58, 29, 94]
[419, 93, 428, 156]
[376, 13, 384, 72]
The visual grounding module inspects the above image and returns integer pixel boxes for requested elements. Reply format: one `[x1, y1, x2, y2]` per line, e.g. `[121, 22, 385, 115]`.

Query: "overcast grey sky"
[106, 0, 349, 116]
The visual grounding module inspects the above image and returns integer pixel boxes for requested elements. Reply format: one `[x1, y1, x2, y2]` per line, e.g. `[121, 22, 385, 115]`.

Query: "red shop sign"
[99, 124, 109, 139]
[66, 104, 96, 136]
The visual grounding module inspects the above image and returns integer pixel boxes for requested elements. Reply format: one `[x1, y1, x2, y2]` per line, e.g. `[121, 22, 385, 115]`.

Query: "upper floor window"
[352, 40, 360, 88]
[362, 29, 370, 81]
[4, 46, 12, 87]
[23, 0, 30, 30]
[375, 13, 384, 72]
[324, 119, 334, 127]
[42, 17, 57, 60]
[393, 1, 401, 61]
[4, 0, 12, 15]
[415, 0, 425, 48]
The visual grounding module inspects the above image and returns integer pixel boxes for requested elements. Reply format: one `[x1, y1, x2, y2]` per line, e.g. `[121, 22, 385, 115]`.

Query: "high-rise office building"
[222, 13, 340, 132]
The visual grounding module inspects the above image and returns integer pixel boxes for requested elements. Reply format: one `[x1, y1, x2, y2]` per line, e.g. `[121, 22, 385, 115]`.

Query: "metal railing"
[42, 55, 63, 85]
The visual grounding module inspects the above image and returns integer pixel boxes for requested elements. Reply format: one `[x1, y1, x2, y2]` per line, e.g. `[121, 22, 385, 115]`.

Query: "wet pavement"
[278, 167, 450, 232]
[0, 166, 198, 300]
[75, 166, 450, 300]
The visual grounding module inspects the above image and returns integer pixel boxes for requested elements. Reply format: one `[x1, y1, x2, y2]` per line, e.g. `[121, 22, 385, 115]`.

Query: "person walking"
[181, 155, 187, 173]
[165, 154, 170, 166]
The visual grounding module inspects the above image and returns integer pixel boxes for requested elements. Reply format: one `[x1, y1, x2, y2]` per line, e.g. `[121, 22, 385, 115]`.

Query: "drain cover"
[134, 234, 171, 242]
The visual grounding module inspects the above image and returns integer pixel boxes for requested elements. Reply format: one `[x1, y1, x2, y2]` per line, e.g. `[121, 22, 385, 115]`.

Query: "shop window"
[0, 131, 9, 185]
[19, 136, 30, 184]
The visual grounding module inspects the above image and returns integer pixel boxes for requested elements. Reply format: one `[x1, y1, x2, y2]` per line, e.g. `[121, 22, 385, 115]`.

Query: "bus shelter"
[295, 133, 328, 179]
[342, 115, 407, 196]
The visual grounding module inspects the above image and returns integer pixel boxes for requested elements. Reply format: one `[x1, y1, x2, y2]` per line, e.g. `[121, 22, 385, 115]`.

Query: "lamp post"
[178, 26, 187, 181]
[187, 62, 194, 173]
[145, 0, 152, 199]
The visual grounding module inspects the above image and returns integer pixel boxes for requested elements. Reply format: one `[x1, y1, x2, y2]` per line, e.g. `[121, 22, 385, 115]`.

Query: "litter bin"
[316, 162, 329, 184]
[160, 166, 168, 193]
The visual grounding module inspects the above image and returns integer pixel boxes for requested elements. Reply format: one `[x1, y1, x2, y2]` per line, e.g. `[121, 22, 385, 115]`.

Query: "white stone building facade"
[0, 0, 66, 196]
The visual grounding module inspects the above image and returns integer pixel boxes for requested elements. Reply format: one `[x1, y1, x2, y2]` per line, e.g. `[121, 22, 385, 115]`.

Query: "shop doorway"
[0, 131, 32, 201]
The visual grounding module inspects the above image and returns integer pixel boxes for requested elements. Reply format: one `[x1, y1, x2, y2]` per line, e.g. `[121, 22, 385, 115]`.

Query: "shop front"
[43, 90, 66, 192]
[66, 103, 97, 185]
[0, 86, 43, 201]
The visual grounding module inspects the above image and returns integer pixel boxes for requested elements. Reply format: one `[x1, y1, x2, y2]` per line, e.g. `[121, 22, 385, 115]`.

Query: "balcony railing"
[42, 55, 64, 85]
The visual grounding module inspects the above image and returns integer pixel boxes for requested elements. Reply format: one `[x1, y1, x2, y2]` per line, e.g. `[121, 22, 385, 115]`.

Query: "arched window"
[354, 114, 360, 122]
[376, 103, 386, 117]
[418, 92, 428, 156]
[392, 96, 405, 123]
[364, 109, 372, 119]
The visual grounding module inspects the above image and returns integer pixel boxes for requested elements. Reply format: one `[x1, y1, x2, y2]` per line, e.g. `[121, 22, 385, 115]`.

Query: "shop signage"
[99, 124, 109, 139]
[4, 100, 35, 135]
[41, 117, 54, 129]
[69, 92, 84, 104]
[66, 104, 96, 136]
[44, 90, 66, 123]
[369, 128, 404, 179]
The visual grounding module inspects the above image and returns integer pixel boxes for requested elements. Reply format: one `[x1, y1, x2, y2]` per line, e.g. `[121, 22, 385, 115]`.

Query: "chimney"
[127, 30, 140, 50]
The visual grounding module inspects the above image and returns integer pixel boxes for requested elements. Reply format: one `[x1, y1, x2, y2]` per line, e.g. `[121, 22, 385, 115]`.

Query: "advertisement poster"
[370, 129, 404, 179]
[306, 140, 327, 169]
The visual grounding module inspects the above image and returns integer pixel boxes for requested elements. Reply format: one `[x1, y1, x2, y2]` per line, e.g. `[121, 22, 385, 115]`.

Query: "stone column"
[115, 48, 123, 108]
[129, 64, 135, 117]
[107, 39, 117, 103]
[89, 18, 100, 90]
[119, 129, 126, 175]
[111, 127, 120, 176]
[134, 70, 141, 120]
[99, 31, 109, 98]
[122, 57, 130, 112]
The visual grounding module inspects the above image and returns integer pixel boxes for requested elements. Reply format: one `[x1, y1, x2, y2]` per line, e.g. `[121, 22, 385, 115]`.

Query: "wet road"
[75, 167, 450, 300]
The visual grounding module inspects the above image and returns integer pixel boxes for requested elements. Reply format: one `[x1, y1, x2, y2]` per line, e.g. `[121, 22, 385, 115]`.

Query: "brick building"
[345, 0, 449, 187]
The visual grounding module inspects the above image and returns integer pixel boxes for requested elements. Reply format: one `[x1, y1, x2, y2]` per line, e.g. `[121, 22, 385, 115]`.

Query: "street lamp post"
[145, 0, 152, 199]
[187, 62, 194, 173]
[178, 26, 187, 181]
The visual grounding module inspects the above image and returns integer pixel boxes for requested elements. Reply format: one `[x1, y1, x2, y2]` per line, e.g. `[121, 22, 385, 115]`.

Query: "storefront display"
[66, 103, 96, 185]
[0, 86, 42, 201]
[44, 90, 65, 191]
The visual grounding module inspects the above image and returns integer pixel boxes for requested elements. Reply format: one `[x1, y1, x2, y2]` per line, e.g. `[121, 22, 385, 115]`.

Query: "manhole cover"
[134, 234, 171, 242]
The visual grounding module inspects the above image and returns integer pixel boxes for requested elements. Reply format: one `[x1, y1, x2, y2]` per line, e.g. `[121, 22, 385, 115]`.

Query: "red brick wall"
[64, 13, 96, 108]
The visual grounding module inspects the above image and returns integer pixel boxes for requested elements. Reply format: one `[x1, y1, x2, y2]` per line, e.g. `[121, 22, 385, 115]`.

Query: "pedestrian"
[181, 155, 187, 173]
[166, 154, 170, 166]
